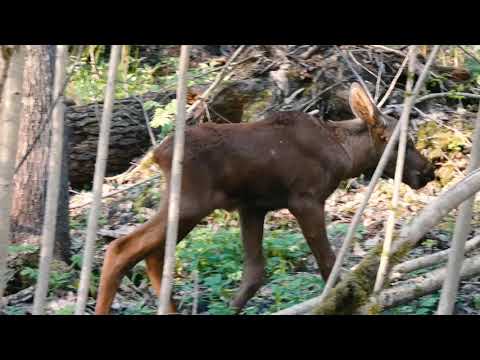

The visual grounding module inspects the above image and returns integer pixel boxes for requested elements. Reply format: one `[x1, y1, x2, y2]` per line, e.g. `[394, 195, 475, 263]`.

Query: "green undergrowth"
[172, 225, 324, 315]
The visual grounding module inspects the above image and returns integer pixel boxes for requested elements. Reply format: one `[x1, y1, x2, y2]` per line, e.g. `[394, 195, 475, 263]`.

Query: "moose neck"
[331, 120, 383, 180]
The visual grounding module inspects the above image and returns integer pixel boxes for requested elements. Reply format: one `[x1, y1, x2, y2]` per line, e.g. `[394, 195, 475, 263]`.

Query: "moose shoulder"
[95, 83, 435, 315]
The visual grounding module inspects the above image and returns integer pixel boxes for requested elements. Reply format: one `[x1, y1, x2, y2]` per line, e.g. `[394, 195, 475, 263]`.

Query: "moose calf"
[95, 83, 435, 314]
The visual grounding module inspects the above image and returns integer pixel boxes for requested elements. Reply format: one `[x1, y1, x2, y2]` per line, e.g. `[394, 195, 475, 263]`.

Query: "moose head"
[348, 82, 436, 189]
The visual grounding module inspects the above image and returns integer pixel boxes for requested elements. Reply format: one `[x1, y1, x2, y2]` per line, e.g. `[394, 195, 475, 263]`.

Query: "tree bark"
[10, 45, 71, 263]
[65, 93, 165, 189]
[33, 45, 67, 315]
[0, 46, 14, 102]
[0, 45, 25, 302]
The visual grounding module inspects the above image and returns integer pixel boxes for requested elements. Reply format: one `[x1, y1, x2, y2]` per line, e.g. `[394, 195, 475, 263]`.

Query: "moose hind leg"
[145, 214, 206, 314]
[95, 207, 169, 315]
[230, 207, 267, 314]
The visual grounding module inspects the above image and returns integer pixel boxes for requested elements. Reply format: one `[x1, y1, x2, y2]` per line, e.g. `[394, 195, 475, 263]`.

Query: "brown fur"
[95, 83, 435, 315]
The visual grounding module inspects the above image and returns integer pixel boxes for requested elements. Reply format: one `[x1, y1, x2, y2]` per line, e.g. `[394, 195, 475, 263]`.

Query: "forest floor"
[4, 105, 480, 315]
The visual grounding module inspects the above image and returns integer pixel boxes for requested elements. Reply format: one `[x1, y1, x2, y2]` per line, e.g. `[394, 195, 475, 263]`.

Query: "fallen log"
[359, 253, 480, 313]
[392, 235, 480, 275]
[66, 91, 169, 188]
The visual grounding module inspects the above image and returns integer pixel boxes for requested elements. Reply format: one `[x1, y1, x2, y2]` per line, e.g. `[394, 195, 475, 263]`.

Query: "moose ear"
[349, 83, 381, 127]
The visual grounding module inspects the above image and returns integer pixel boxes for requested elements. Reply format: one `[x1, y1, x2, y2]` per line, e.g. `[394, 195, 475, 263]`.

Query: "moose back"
[94, 83, 435, 314]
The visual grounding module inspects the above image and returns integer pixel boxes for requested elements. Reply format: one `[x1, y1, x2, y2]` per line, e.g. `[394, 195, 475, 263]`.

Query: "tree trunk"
[0, 46, 14, 102]
[11, 45, 71, 263]
[33, 45, 68, 314]
[0, 45, 25, 302]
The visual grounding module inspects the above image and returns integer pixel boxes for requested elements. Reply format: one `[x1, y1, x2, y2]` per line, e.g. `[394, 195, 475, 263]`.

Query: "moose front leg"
[230, 207, 267, 314]
[289, 198, 335, 281]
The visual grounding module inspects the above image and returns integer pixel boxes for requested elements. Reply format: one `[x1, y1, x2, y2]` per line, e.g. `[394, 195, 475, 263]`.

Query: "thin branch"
[75, 45, 122, 315]
[69, 174, 162, 210]
[374, 56, 384, 103]
[302, 80, 346, 111]
[392, 235, 480, 275]
[377, 54, 408, 108]
[458, 45, 480, 66]
[187, 45, 246, 116]
[334, 46, 375, 104]
[415, 92, 480, 104]
[133, 96, 157, 146]
[32, 45, 67, 315]
[157, 45, 191, 315]
[349, 51, 389, 89]
[369, 45, 407, 57]
[374, 45, 441, 293]
[374, 45, 419, 293]
[437, 97, 480, 315]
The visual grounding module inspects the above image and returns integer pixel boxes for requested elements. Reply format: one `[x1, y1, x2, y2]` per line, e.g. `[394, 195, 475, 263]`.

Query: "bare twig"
[458, 46, 480, 66]
[437, 98, 480, 315]
[374, 45, 441, 293]
[187, 45, 246, 116]
[203, 102, 212, 123]
[374, 45, 419, 293]
[133, 96, 157, 146]
[334, 46, 375, 104]
[75, 45, 122, 315]
[302, 80, 346, 111]
[69, 174, 162, 210]
[349, 51, 389, 90]
[157, 45, 191, 315]
[392, 235, 480, 275]
[374, 56, 384, 103]
[377, 54, 408, 108]
[369, 45, 407, 57]
[414, 92, 480, 104]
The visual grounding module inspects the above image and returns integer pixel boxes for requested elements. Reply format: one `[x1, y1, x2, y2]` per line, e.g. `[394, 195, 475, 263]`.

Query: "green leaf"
[143, 100, 160, 111]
